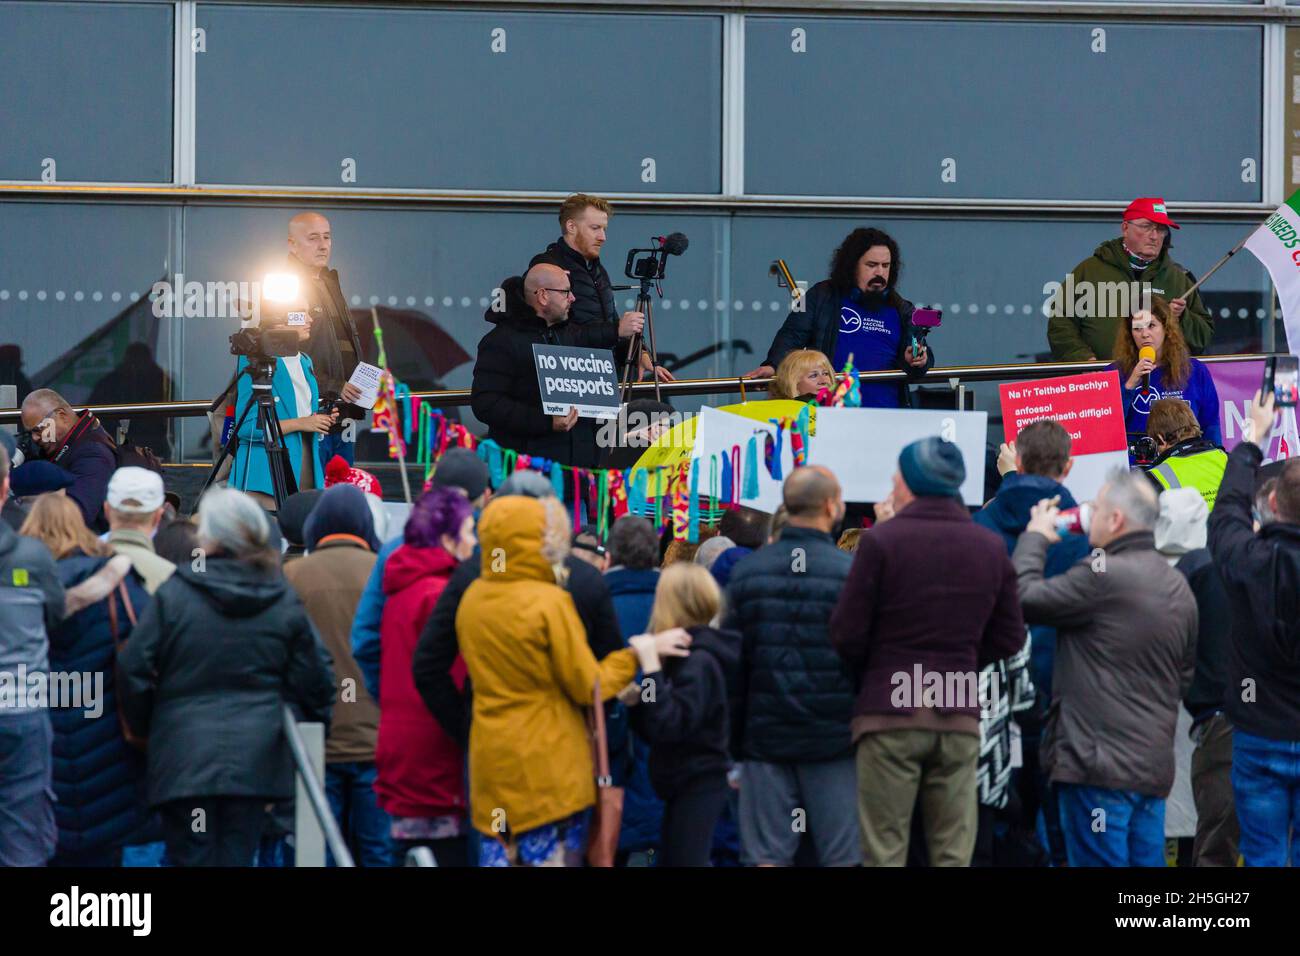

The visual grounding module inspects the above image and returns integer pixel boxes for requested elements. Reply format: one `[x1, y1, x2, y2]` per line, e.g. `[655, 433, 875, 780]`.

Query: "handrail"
[282, 706, 355, 868]
[0, 353, 1277, 423]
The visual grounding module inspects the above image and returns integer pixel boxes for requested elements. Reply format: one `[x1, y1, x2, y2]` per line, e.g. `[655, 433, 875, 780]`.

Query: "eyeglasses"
[1127, 221, 1169, 236]
[537, 287, 574, 298]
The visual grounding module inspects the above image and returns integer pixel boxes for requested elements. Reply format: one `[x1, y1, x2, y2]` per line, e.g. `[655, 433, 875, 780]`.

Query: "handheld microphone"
[1138, 346, 1157, 391]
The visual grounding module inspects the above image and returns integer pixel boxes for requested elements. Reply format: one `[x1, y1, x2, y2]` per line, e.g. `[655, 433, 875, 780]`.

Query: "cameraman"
[529, 193, 672, 384]
[1142, 398, 1228, 512]
[16, 388, 117, 532]
[285, 212, 367, 467]
[231, 314, 336, 509]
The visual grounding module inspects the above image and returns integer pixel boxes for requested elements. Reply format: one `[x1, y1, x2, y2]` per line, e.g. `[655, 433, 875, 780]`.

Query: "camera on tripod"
[228, 272, 309, 373]
[624, 232, 689, 282]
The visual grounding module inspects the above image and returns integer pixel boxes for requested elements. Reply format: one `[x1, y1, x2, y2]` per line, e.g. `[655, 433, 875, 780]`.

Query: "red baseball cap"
[1123, 197, 1179, 229]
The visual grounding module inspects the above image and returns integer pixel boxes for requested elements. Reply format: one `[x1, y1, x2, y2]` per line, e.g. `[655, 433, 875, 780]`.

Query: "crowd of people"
[0, 376, 1296, 867]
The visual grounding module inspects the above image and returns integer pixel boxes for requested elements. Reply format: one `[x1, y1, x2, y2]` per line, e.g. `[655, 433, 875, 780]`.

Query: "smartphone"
[1263, 355, 1299, 408]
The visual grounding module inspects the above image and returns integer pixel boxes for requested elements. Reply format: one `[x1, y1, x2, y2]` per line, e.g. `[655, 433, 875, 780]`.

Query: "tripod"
[620, 276, 663, 405]
[201, 360, 299, 512]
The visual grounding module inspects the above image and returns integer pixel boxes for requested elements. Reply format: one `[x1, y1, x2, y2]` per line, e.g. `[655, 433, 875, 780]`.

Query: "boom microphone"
[658, 233, 689, 256]
[1138, 345, 1156, 391]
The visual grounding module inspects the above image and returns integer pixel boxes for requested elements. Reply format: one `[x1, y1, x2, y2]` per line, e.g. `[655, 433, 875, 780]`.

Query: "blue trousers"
[0, 711, 56, 866]
[1057, 783, 1165, 867]
[325, 761, 393, 867]
[318, 430, 355, 469]
[1231, 729, 1300, 866]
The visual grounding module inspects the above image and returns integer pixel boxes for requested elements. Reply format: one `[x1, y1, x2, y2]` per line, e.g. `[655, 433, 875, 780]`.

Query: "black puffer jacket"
[470, 275, 627, 468]
[529, 238, 617, 328]
[628, 625, 741, 799]
[118, 558, 336, 807]
[723, 526, 856, 762]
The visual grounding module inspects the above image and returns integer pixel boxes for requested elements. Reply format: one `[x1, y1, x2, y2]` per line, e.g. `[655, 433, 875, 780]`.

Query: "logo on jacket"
[1130, 386, 1162, 415]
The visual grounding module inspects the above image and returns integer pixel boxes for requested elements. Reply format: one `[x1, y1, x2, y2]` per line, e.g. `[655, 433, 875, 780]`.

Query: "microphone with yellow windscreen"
[1138, 346, 1157, 392]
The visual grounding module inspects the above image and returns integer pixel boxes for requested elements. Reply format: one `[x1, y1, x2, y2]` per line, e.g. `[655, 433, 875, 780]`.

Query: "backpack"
[115, 441, 165, 476]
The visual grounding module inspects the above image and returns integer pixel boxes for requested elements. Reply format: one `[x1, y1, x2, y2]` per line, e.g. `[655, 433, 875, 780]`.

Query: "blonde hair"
[771, 350, 833, 401]
[648, 562, 722, 632]
[20, 492, 109, 560]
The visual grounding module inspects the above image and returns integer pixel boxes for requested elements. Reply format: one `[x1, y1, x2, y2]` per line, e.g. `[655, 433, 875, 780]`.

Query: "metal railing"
[0, 353, 1276, 424]
[282, 706, 355, 868]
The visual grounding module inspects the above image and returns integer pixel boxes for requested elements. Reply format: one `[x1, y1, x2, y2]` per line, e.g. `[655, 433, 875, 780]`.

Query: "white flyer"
[346, 362, 384, 410]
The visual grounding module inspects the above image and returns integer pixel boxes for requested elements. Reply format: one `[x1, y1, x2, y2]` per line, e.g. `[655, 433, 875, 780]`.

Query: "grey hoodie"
[1155, 487, 1209, 565]
[0, 522, 65, 715]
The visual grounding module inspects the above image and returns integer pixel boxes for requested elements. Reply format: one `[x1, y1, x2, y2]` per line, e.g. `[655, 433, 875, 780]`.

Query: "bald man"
[470, 265, 643, 468]
[285, 212, 367, 467]
[16, 388, 118, 532]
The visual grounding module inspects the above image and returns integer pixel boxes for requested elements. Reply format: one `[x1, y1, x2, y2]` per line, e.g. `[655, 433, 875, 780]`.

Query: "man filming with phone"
[745, 227, 933, 408]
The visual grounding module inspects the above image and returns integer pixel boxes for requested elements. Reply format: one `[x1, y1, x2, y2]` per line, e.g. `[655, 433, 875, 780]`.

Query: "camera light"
[262, 273, 301, 304]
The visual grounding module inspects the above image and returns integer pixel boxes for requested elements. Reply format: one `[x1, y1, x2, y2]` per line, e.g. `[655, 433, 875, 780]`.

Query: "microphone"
[658, 233, 689, 256]
[1138, 345, 1157, 391]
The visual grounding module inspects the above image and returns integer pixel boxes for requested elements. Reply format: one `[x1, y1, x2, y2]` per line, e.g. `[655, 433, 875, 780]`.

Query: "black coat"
[49, 554, 153, 858]
[470, 276, 627, 469]
[118, 559, 336, 807]
[761, 279, 933, 408]
[1208, 442, 1300, 741]
[411, 548, 625, 750]
[723, 526, 857, 762]
[529, 238, 617, 328]
[288, 254, 366, 419]
[628, 625, 740, 799]
[1175, 548, 1233, 726]
[47, 412, 117, 533]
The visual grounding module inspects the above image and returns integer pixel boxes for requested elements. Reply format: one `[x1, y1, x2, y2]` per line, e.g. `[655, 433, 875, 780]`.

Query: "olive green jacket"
[1048, 237, 1213, 362]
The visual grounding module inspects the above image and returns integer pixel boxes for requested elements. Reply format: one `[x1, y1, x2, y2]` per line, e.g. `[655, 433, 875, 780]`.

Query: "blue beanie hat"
[898, 437, 965, 498]
[9, 460, 77, 497]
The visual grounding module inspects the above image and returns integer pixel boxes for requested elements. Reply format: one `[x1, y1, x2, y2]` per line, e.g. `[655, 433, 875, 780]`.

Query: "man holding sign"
[471, 264, 642, 468]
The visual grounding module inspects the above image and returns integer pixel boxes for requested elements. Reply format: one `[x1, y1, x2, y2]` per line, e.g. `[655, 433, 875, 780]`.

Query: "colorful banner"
[1243, 189, 1300, 353]
[998, 371, 1127, 455]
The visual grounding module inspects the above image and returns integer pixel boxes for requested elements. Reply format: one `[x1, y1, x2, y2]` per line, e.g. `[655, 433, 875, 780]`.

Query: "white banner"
[1243, 196, 1300, 355]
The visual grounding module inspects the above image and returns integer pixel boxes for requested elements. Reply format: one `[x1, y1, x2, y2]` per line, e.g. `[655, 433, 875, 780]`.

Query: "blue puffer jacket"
[49, 553, 153, 859]
[973, 473, 1092, 705]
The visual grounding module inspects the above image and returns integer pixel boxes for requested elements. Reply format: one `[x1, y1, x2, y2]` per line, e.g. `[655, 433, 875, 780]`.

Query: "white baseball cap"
[107, 466, 165, 514]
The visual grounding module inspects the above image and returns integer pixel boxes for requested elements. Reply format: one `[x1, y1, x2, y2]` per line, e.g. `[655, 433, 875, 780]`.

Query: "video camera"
[625, 232, 689, 282]
[228, 272, 309, 379]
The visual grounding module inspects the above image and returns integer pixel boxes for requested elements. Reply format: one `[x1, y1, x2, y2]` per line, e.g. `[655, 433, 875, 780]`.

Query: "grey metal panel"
[0, 1, 174, 183]
[744, 17, 1263, 201]
[194, 4, 723, 192]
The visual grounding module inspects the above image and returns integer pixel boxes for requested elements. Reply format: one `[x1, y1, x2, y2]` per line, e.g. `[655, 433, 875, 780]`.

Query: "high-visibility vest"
[1147, 448, 1229, 511]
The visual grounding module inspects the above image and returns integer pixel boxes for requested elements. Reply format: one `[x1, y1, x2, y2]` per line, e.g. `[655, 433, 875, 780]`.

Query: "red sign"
[999, 371, 1127, 456]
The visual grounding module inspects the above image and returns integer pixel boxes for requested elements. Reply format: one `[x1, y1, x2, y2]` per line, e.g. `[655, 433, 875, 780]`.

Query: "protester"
[974, 420, 1090, 866]
[1015, 469, 1197, 867]
[1050, 198, 1213, 361]
[118, 487, 335, 866]
[745, 227, 934, 408]
[276, 489, 325, 561]
[470, 263, 642, 469]
[231, 313, 335, 506]
[0, 442, 68, 866]
[617, 563, 738, 867]
[727, 466, 861, 867]
[1142, 398, 1228, 511]
[529, 193, 671, 382]
[1208, 391, 1300, 866]
[16, 388, 117, 532]
[1114, 297, 1221, 445]
[283, 484, 387, 866]
[103, 467, 175, 595]
[374, 487, 476, 868]
[571, 526, 610, 572]
[18, 493, 154, 866]
[152, 518, 199, 569]
[285, 211, 368, 467]
[768, 350, 834, 402]
[694, 535, 735, 572]
[411, 469, 624, 749]
[351, 448, 488, 701]
[456, 494, 689, 866]
[598, 399, 678, 471]
[831, 438, 1026, 866]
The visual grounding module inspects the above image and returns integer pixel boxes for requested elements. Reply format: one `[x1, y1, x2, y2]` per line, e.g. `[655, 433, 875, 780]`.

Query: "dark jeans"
[1191, 714, 1239, 866]
[0, 710, 56, 866]
[1057, 784, 1165, 867]
[318, 431, 355, 468]
[325, 761, 393, 867]
[393, 836, 469, 868]
[160, 797, 266, 867]
[1231, 728, 1300, 867]
[659, 775, 729, 867]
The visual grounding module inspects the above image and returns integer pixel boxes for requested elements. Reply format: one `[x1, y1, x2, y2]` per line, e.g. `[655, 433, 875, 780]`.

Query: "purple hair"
[404, 485, 473, 549]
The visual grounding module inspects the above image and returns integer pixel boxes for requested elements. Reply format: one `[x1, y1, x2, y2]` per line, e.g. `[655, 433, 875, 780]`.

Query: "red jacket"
[375, 544, 467, 819]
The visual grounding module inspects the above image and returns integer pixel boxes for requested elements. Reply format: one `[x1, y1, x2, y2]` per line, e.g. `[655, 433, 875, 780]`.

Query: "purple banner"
[1207, 358, 1298, 461]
